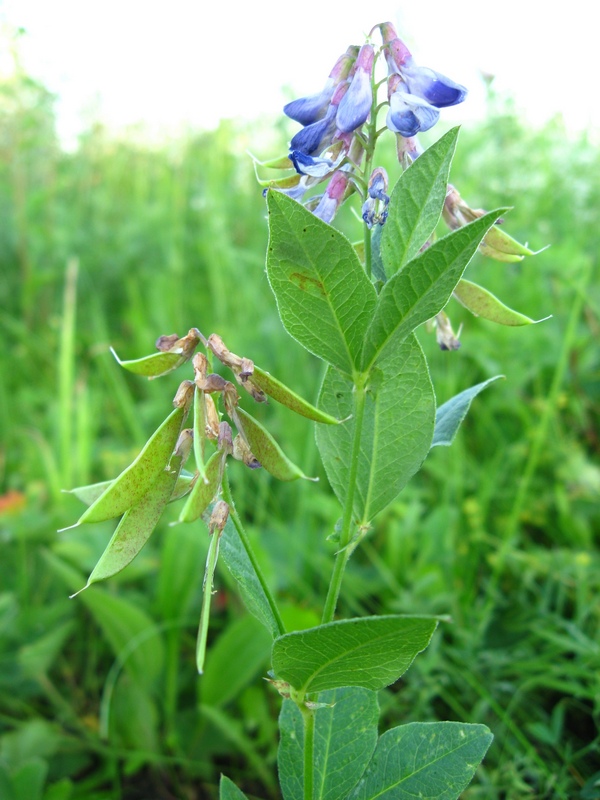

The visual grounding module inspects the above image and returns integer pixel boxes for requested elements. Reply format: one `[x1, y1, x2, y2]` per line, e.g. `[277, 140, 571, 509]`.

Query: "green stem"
[301, 702, 316, 800]
[321, 381, 367, 623]
[196, 524, 221, 674]
[221, 469, 286, 636]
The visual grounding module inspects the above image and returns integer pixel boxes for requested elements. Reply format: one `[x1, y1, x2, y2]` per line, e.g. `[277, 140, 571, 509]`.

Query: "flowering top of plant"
[279, 21, 467, 228]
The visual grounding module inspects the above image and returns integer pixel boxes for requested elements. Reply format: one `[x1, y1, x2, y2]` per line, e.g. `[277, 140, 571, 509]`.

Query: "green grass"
[1, 66, 599, 799]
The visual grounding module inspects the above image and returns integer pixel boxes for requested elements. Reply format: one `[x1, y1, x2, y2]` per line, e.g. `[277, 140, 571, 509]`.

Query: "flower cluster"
[279, 21, 467, 226]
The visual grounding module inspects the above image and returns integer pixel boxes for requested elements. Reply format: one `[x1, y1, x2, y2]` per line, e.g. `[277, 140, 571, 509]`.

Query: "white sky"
[1, 0, 597, 144]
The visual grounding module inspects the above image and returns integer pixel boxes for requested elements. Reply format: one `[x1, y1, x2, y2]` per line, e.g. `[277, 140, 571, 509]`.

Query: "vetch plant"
[63, 21, 545, 800]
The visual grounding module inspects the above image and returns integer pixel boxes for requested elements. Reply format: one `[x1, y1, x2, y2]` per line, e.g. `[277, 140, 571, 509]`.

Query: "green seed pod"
[68, 385, 193, 527]
[72, 451, 187, 595]
[110, 328, 201, 379]
[251, 367, 342, 425]
[177, 450, 224, 523]
[65, 471, 195, 508]
[233, 408, 317, 482]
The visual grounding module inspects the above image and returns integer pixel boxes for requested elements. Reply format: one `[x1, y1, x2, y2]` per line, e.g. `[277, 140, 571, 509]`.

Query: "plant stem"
[196, 523, 221, 674]
[321, 380, 367, 623]
[221, 469, 286, 636]
[301, 702, 316, 800]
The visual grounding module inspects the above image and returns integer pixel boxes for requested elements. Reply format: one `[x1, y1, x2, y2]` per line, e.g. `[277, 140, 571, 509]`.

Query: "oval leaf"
[219, 513, 281, 638]
[454, 279, 538, 325]
[351, 722, 493, 800]
[266, 190, 377, 375]
[252, 366, 341, 425]
[380, 127, 459, 279]
[317, 335, 435, 523]
[272, 615, 438, 693]
[234, 407, 315, 482]
[278, 687, 379, 800]
[361, 208, 508, 370]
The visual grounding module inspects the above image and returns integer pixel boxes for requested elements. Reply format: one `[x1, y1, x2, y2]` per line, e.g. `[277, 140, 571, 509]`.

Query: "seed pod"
[65, 471, 195, 507]
[66, 398, 191, 528]
[233, 408, 317, 482]
[111, 328, 201, 379]
[71, 449, 188, 595]
[177, 450, 224, 523]
[251, 367, 342, 424]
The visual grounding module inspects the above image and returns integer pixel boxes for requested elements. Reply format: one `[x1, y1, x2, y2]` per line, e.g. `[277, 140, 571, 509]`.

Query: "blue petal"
[284, 83, 333, 125]
[290, 105, 337, 155]
[386, 90, 440, 136]
[289, 150, 335, 177]
[336, 71, 372, 133]
[403, 65, 467, 108]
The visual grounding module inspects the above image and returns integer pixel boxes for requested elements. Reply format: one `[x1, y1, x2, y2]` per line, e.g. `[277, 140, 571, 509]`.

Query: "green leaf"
[432, 376, 504, 448]
[272, 615, 437, 693]
[278, 687, 379, 800]
[266, 190, 377, 375]
[234, 407, 316, 481]
[110, 674, 159, 754]
[12, 759, 47, 800]
[74, 452, 186, 593]
[380, 127, 459, 279]
[202, 616, 272, 707]
[71, 404, 189, 526]
[278, 700, 304, 800]
[219, 515, 280, 638]
[252, 366, 341, 425]
[351, 722, 493, 800]
[219, 775, 251, 800]
[454, 279, 540, 325]
[42, 551, 165, 689]
[317, 335, 435, 523]
[361, 209, 508, 371]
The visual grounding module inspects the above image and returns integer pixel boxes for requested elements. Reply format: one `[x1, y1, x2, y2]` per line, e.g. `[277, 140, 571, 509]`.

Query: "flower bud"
[362, 167, 389, 228]
[313, 170, 351, 224]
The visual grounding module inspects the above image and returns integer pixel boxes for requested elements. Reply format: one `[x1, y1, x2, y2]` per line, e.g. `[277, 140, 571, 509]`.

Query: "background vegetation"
[1, 56, 599, 800]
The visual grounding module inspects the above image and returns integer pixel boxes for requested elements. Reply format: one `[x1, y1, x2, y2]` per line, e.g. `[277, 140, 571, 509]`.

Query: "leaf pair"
[271, 616, 491, 800]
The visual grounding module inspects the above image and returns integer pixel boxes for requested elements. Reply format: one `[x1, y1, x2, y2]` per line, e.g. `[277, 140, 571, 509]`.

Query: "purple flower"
[336, 44, 374, 134]
[386, 83, 440, 137]
[290, 103, 338, 155]
[289, 147, 345, 177]
[400, 59, 467, 108]
[284, 80, 335, 126]
[283, 48, 358, 126]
